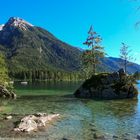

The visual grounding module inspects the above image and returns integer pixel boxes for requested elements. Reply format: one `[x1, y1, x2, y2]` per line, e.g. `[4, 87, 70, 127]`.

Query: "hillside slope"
[0, 17, 139, 80]
[0, 17, 81, 72]
[100, 57, 140, 73]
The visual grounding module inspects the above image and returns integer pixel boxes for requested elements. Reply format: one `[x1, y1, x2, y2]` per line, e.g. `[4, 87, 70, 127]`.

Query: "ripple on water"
[0, 81, 140, 140]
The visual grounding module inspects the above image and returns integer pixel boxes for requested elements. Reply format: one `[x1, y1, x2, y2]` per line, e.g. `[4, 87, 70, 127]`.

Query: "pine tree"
[82, 26, 105, 75]
[120, 43, 135, 73]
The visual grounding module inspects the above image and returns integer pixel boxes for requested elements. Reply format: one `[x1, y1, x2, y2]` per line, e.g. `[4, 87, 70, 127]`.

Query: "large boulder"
[0, 85, 16, 99]
[74, 69, 138, 100]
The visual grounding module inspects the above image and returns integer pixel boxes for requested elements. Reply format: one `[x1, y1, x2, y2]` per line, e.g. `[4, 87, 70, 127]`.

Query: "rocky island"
[74, 69, 138, 99]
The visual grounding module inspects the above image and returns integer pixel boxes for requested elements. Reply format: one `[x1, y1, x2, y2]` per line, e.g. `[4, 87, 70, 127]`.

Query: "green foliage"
[82, 26, 105, 76]
[0, 53, 14, 92]
[0, 23, 84, 81]
[83, 72, 110, 89]
[0, 53, 9, 86]
[9, 69, 84, 81]
[133, 71, 140, 80]
[0, 26, 81, 73]
[0, 20, 139, 82]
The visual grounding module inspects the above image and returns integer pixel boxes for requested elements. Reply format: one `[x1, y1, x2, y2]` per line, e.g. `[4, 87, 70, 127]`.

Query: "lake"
[0, 81, 140, 140]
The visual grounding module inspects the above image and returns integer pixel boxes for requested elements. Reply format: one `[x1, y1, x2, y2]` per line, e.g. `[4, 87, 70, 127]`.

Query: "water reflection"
[85, 94, 140, 138]
[15, 81, 83, 91]
[0, 81, 140, 139]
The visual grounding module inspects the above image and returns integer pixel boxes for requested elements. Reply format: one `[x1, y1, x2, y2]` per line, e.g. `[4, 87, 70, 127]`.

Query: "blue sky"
[0, 0, 140, 63]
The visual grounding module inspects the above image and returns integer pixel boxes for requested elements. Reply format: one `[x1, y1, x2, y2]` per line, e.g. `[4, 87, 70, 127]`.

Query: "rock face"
[0, 85, 16, 99]
[74, 69, 138, 100]
[2, 17, 33, 31]
[14, 113, 60, 132]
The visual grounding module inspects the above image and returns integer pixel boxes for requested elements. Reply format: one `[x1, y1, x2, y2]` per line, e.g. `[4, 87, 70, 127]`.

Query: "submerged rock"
[0, 85, 16, 99]
[137, 134, 140, 140]
[93, 133, 105, 139]
[5, 115, 12, 120]
[113, 135, 119, 138]
[14, 113, 60, 132]
[74, 69, 138, 100]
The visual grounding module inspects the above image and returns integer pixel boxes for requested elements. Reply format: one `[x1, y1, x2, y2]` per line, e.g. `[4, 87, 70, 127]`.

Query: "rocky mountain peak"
[0, 24, 4, 31]
[2, 17, 34, 31]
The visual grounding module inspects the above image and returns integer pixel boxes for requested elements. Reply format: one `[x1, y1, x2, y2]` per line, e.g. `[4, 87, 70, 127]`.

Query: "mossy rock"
[0, 85, 16, 99]
[74, 69, 138, 100]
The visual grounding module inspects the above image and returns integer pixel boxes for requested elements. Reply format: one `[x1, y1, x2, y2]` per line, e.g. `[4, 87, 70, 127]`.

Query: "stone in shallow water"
[15, 119, 38, 132]
[93, 133, 105, 139]
[5, 115, 12, 120]
[14, 113, 60, 132]
[113, 135, 119, 138]
[137, 134, 140, 140]
[34, 113, 47, 117]
[62, 138, 69, 140]
[91, 128, 97, 132]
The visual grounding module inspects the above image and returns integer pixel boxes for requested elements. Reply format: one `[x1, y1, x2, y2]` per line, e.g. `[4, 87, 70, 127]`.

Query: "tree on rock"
[82, 26, 105, 76]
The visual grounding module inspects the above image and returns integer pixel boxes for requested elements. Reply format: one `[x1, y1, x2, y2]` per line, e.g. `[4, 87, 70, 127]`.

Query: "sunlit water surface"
[0, 81, 140, 140]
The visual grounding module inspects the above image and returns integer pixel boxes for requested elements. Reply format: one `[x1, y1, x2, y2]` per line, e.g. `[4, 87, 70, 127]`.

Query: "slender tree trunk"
[93, 63, 96, 75]
[92, 44, 96, 75]
[124, 59, 127, 73]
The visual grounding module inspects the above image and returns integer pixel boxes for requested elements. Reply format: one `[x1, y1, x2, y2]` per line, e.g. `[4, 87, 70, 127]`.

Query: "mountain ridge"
[100, 57, 140, 73]
[0, 17, 81, 73]
[0, 17, 139, 80]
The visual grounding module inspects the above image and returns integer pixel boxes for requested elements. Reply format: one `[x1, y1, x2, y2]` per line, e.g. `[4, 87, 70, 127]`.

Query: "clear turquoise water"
[0, 81, 140, 140]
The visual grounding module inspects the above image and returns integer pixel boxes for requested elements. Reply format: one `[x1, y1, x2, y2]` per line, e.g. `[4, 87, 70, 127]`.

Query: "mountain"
[0, 17, 139, 80]
[0, 17, 81, 73]
[100, 57, 140, 73]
